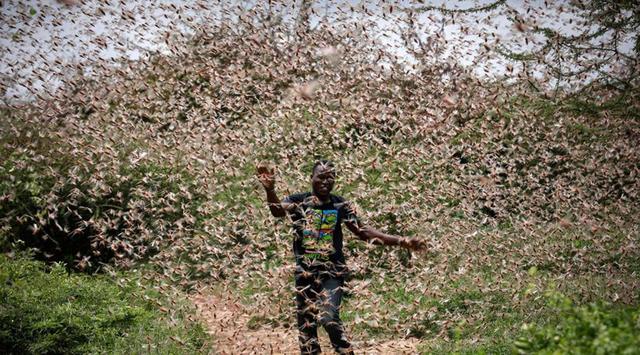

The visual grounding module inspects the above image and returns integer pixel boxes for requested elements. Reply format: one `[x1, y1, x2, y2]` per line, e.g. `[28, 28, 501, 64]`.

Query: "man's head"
[311, 160, 335, 200]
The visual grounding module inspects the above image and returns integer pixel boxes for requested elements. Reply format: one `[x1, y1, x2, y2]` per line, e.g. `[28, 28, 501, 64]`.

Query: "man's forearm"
[265, 188, 286, 217]
[359, 227, 405, 247]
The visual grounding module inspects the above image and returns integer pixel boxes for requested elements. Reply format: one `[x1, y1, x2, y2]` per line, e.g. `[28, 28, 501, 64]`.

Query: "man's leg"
[318, 277, 353, 354]
[295, 271, 321, 354]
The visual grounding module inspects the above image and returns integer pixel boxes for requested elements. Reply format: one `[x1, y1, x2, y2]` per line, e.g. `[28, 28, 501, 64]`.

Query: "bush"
[0, 119, 207, 271]
[0, 253, 211, 354]
[514, 290, 640, 354]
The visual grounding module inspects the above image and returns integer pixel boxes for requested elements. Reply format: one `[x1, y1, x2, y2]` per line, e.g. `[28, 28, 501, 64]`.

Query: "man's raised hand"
[256, 164, 276, 191]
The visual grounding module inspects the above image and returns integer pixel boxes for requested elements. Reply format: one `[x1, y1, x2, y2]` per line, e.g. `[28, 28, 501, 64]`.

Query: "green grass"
[514, 290, 640, 354]
[0, 253, 211, 354]
[342, 261, 640, 354]
[339, 274, 526, 352]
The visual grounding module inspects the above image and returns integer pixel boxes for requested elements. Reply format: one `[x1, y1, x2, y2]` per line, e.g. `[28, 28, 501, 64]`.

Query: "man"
[257, 160, 425, 354]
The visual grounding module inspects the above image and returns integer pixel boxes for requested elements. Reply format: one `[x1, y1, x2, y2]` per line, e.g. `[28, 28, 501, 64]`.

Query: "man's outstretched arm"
[256, 165, 287, 217]
[345, 220, 425, 251]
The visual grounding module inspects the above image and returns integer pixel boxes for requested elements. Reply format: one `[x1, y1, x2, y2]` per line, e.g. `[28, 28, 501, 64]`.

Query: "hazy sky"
[0, 0, 633, 102]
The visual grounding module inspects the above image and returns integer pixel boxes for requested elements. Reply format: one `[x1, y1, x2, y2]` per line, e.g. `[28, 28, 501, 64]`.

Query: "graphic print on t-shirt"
[302, 209, 337, 258]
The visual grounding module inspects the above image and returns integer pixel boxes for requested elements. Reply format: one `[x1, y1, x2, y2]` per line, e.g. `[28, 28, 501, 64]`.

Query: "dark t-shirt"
[282, 192, 358, 272]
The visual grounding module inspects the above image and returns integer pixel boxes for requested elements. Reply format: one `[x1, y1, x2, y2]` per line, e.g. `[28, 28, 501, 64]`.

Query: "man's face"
[311, 165, 335, 199]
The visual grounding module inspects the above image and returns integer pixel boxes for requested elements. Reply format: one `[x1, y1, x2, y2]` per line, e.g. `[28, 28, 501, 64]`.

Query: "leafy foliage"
[0, 253, 210, 354]
[514, 290, 640, 354]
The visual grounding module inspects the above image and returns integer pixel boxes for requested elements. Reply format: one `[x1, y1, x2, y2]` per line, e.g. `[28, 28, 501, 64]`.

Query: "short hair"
[311, 160, 335, 176]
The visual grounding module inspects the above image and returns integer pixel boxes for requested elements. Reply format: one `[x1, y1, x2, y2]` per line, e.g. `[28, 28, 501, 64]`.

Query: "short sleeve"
[282, 192, 308, 216]
[282, 192, 305, 205]
[340, 199, 360, 225]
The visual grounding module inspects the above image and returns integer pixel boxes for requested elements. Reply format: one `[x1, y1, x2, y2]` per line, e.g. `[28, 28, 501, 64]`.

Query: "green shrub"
[514, 290, 640, 354]
[0, 253, 211, 354]
[0, 120, 207, 271]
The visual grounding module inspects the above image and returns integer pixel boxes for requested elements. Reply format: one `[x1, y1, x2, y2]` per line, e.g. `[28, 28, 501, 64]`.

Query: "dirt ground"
[192, 288, 420, 354]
